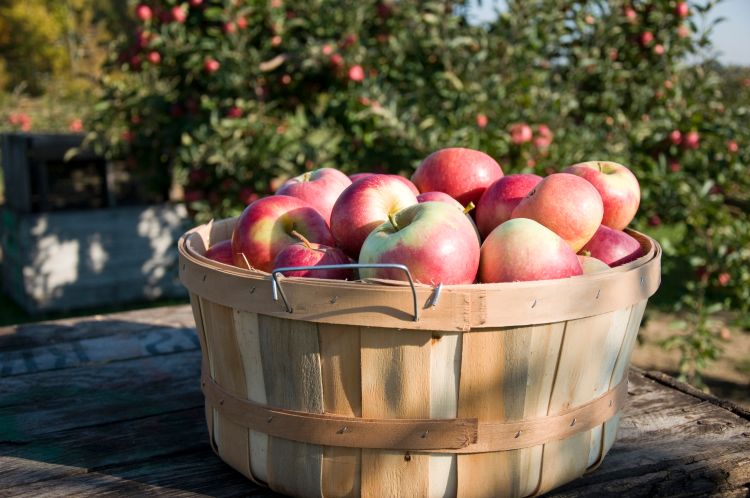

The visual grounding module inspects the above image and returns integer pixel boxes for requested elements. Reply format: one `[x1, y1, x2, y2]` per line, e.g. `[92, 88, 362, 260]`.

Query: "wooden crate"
[178, 218, 661, 498]
[1, 204, 188, 314]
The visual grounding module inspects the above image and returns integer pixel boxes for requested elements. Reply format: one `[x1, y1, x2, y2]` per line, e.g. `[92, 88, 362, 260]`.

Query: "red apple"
[204, 240, 234, 266]
[683, 131, 700, 149]
[675, 1, 689, 18]
[276, 168, 352, 224]
[411, 148, 503, 207]
[479, 218, 582, 283]
[580, 225, 643, 267]
[171, 6, 187, 23]
[510, 123, 533, 144]
[562, 161, 640, 230]
[416, 191, 463, 209]
[135, 4, 153, 21]
[204, 57, 220, 73]
[330, 175, 418, 258]
[389, 175, 420, 195]
[475, 174, 542, 239]
[511, 173, 603, 252]
[349, 172, 375, 183]
[272, 233, 354, 280]
[578, 255, 610, 274]
[359, 202, 480, 285]
[232, 195, 334, 272]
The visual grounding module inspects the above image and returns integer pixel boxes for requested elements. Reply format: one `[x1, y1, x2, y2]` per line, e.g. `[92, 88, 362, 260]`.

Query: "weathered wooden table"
[1, 305, 748, 497]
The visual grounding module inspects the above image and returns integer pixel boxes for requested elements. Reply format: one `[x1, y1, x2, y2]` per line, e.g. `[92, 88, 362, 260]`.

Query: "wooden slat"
[517, 322, 566, 497]
[536, 311, 621, 495]
[586, 306, 633, 468]
[190, 294, 216, 454]
[429, 332, 461, 498]
[456, 327, 530, 498]
[233, 310, 269, 484]
[602, 300, 648, 457]
[361, 327, 431, 498]
[259, 315, 324, 498]
[199, 298, 251, 479]
[319, 323, 362, 498]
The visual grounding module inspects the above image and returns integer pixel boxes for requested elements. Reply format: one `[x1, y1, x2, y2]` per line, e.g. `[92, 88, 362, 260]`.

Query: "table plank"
[0, 305, 747, 498]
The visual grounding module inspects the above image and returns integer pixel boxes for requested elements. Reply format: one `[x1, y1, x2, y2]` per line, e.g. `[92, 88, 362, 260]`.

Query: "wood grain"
[259, 314, 324, 498]
[536, 311, 620, 495]
[319, 323, 362, 498]
[361, 327, 431, 498]
[429, 332, 461, 498]
[199, 298, 251, 479]
[603, 300, 648, 457]
[457, 327, 532, 498]
[233, 310, 269, 484]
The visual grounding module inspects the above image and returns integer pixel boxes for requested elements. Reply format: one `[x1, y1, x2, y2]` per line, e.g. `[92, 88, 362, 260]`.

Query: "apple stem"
[388, 211, 400, 231]
[291, 229, 313, 249]
[463, 201, 476, 215]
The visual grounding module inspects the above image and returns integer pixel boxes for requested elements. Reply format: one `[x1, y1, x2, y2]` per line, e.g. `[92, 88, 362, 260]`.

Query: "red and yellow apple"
[416, 191, 463, 209]
[330, 174, 418, 258]
[580, 225, 643, 267]
[475, 173, 542, 239]
[275, 167, 352, 224]
[479, 218, 583, 283]
[563, 161, 640, 230]
[231, 195, 334, 272]
[578, 255, 610, 274]
[358, 201, 480, 285]
[411, 147, 503, 206]
[511, 173, 603, 252]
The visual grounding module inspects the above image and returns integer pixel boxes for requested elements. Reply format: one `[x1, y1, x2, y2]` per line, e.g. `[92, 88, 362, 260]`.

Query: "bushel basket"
[179, 217, 661, 498]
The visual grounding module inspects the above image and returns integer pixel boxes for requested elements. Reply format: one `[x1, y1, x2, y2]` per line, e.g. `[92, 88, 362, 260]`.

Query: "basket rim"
[178, 217, 661, 331]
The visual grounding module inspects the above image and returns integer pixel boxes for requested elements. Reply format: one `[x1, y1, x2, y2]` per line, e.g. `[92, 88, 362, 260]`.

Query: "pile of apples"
[204, 147, 644, 285]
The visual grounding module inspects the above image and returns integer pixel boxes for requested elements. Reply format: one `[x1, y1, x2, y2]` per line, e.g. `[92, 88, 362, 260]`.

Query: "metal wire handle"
[270, 263, 421, 321]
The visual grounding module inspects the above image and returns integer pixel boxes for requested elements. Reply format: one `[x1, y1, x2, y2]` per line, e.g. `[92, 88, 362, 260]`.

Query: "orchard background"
[0, 0, 748, 389]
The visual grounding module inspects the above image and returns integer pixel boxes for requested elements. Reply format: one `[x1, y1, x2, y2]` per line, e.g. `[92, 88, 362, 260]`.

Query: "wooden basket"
[179, 217, 661, 498]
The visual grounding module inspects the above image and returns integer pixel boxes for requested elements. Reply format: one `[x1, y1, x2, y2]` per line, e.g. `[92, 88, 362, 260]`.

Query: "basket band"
[201, 368, 628, 453]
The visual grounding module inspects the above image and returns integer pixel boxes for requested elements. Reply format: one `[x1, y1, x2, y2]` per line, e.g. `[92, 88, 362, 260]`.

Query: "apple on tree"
[563, 161, 640, 230]
[275, 167, 352, 225]
[511, 173, 603, 252]
[479, 218, 583, 283]
[476, 173, 542, 239]
[330, 174, 418, 258]
[411, 147, 504, 206]
[231, 195, 334, 272]
[358, 201, 480, 285]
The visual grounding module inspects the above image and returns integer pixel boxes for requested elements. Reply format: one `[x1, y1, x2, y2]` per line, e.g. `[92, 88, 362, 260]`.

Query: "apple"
[417, 191, 481, 242]
[479, 218, 583, 283]
[580, 225, 643, 267]
[135, 4, 153, 21]
[359, 201, 480, 285]
[272, 233, 354, 280]
[330, 175, 418, 258]
[411, 148, 503, 207]
[390, 175, 420, 195]
[276, 168, 352, 224]
[232, 195, 334, 272]
[204, 240, 234, 266]
[475, 174, 542, 239]
[675, 1, 689, 18]
[204, 57, 220, 73]
[562, 161, 640, 230]
[349, 172, 375, 183]
[578, 255, 610, 274]
[416, 191, 463, 209]
[511, 173, 603, 252]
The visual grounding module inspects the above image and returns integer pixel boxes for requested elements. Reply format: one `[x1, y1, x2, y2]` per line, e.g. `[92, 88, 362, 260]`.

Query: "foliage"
[88, 0, 750, 384]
